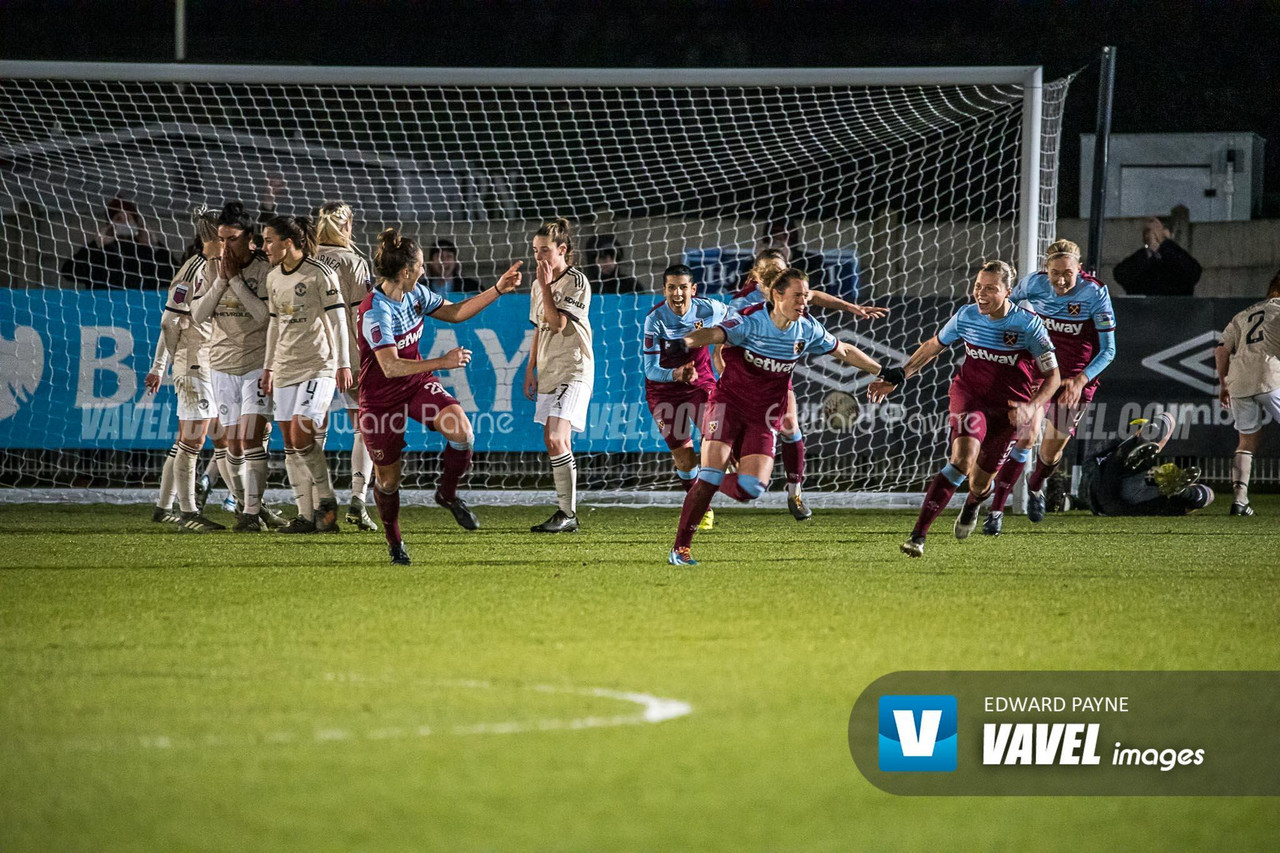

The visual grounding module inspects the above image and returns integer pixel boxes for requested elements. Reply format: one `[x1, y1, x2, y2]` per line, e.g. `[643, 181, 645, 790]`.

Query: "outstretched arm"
[809, 290, 890, 320]
[375, 344, 472, 378]
[432, 262, 523, 323]
[866, 336, 945, 401]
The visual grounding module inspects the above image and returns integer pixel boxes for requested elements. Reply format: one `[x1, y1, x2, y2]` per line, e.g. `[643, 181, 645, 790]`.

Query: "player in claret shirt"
[357, 228, 522, 565]
[728, 249, 889, 519]
[982, 239, 1117, 534]
[667, 268, 895, 565]
[869, 260, 1061, 558]
[643, 264, 733, 529]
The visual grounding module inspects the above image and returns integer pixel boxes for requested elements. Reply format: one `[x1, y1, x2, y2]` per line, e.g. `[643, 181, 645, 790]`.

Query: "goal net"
[0, 63, 1070, 504]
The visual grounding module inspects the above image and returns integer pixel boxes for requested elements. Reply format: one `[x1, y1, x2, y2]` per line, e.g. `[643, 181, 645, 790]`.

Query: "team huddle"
[145, 202, 1270, 565]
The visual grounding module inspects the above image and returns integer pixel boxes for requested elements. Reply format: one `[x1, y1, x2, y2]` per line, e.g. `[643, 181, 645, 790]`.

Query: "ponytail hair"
[316, 201, 354, 248]
[374, 227, 421, 280]
[534, 217, 576, 265]
[749, 248, 788, 284]
[264, 214, 317, 257]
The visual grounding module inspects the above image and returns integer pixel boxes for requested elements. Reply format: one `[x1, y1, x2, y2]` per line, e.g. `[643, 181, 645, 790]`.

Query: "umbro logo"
[1140, 331, 1223, 395]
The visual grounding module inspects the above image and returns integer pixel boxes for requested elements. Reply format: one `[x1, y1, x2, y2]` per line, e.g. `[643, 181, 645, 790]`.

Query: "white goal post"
[0, 61, 1070, 505]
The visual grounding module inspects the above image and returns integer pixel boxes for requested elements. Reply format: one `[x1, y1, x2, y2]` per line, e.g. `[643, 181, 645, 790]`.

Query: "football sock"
[550, 451, 577, 516]
[1027, 455, 1059, 493]
[213, 448, 235, 501]
[717, 472, 752, 503]
[438, 440, 473, 503]
[242, 447, 268, 515]
[676, 466, 699, 492]
[912, 463, 966, 539]
[227, 452, 247, 511]
[203, 451, 221, 486]
[174, 440, 200, 513]
[351, 432, 373, 503]
[157, 444, 178, 509]
[373, 482, 401, 545]
[989, 445, 1032, 512]
[964, 485, 992, 510]
[737, 473, 766, 499]
[283, 449, 314, 519]
[299, 441, 334, 502]
[675, 468, 722, 550]
[309, 427, 329, 511]
[779, 430, 805, 487]
[1233, 450, 1253, 504]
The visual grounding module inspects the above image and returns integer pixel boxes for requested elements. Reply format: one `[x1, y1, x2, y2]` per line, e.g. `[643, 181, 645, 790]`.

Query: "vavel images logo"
[878, 695, 957, 772]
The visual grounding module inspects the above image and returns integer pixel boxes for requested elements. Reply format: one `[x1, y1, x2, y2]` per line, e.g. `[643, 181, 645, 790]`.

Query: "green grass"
[2, 497, 1278, 851]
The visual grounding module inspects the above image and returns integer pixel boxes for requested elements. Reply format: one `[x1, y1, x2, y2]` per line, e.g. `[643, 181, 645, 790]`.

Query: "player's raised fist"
[496, 261, 523, 294]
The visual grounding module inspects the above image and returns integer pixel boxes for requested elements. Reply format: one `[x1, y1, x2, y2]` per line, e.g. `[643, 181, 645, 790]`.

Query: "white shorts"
[211, 368, 273, 425]
[275, 377, 337, 424]
[1231, 387, 1280, 435]
[175, 373, 216, 422]
[534, 379, 593, 433]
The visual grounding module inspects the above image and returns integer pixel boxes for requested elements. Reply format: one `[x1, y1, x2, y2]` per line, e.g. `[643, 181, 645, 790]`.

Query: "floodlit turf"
[2, 496, 1278, 851]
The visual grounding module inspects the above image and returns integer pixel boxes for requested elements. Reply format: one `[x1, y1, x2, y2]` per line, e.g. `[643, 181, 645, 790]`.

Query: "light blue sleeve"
[720, 312, 752, 347]
[1010, 274, 1032, 303]
[1083, 330, 1116, 381]
[806, 317, 839, 356]
[418, 283, 446, 315]
[642, 311, 675, 383]
[937, 311, 962, 346]
[362, 298, 395, 350]
[1024, 313, 1055, 358]
[1092, 285, 1117, 332]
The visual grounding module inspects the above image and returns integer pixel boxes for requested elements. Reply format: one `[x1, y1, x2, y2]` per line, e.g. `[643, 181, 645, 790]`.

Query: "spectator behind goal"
[61, 196, 174, 289]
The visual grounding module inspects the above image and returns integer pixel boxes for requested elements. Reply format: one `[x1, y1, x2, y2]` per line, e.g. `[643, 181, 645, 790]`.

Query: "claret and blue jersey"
[938, 302, 1056, 405]
[356, 283, 446, 408]
[1011, 271, 1116, 382]
[715, 302, 838, 417]
[642, 296, 733, 389]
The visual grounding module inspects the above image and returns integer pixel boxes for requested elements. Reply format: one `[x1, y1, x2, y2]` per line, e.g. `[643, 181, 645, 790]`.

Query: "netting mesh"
[0, 69, 1070, 499]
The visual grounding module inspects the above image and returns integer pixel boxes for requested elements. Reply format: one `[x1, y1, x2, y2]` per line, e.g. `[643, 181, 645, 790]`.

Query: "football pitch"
[2, 498, 1277, 851]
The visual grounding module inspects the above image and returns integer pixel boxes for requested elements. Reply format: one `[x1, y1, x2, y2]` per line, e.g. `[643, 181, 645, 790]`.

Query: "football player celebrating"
[869, 260, 1061, 558]
[667, 268, 894, 565]
[144, 207, 225, 532]
[261, 215, 351, 533]
[315, 201, 379, 531]
[643, 263, 733, 529]
[1214, 270, 1280, 516]
[358, 228, 523, 565]
[728, 249, 889, 519]
[523, 218, 594, 533]
[982, 239, 1117, 534]
[190, 201, 282, 532]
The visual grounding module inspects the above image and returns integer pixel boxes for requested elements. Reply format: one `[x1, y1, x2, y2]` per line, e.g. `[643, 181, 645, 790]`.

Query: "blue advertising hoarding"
[0, 289, 673, 453]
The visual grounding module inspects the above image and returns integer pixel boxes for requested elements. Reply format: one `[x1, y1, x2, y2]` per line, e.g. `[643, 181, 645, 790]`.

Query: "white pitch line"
[67, 679, 692, 751]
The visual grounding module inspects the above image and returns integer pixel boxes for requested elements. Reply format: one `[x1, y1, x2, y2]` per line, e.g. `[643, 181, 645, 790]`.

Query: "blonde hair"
[977, 259, 1016, 289]
[316, 201, 354, 248]
[1045, 238, 1081, 264]
[534, 217, 575, 264]
[749, 248, 787, 284]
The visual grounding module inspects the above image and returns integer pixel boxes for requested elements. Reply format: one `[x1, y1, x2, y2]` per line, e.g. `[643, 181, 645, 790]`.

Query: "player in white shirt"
[523, 218, 594, 533]
[190, 201, 285, 532]
[261, 214, 352, 533]
[315, 201, 378, 532]
[143, 207, 225, 532]
[1215, 271, 1280, 516]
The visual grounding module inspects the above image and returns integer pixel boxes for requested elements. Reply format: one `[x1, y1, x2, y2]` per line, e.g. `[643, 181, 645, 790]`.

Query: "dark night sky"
[2, 0, 1279, 217]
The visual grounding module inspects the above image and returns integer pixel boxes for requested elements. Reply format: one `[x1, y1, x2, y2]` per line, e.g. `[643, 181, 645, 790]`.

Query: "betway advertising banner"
[0, 290, 1272, 456]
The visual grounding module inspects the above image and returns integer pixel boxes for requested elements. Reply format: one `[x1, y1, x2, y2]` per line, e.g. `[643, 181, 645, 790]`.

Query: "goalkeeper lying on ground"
[1080, 412, 1215, 516]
